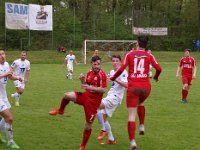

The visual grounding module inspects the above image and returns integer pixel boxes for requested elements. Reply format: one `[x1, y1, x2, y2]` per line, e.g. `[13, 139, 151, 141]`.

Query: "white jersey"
[65, 54, 75, 66]
[107, 69, 128, 101]
[11, 59, 30, 79]
[0, 62, 10, 99]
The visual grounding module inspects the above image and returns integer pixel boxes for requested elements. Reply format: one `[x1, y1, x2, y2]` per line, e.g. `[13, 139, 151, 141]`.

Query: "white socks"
[0, 118, 5, 132]
[13, 92, 20, 102]
[5, 123, 14, 144]
[96, 111, 106, 131]
[105, 121, 114, 141]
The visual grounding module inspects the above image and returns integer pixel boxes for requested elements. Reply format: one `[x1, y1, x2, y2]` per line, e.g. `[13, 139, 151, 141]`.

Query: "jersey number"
[134, 58, 145, 74]
[20, 68, 25, 73]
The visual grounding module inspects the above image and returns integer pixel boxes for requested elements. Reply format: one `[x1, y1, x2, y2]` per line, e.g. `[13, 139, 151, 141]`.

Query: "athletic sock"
[14, 92, 20, 102]
[105, 121, 114, 141]
[96, 111, 106, 131]
[182, 89, 188, 100]
[5, 123, 14, 144]
[128, 121, 136, 140]
[81, 129, 92, 147]
[137, 106, 145, 125]
[0, 118, 5, 132]
[59, 98, 70, 112]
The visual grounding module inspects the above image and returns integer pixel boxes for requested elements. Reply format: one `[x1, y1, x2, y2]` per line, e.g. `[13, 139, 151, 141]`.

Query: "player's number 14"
[134, 58, 145, 74]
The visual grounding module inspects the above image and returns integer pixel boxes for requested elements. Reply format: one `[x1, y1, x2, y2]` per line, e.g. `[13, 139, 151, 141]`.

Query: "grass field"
[0, 51, 200, 150]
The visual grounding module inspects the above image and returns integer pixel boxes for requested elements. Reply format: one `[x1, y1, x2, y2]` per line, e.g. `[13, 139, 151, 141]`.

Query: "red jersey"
[179, 56, 196, 77]
[85, 69, 107, 99]
[110, 49, 161, 85]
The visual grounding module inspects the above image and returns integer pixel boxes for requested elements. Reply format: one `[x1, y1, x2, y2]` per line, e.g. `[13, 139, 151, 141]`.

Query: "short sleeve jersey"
[65, 54, 75, 65]
[11, 59, 30, 78]
[179, 57, 196, 77]
[107, 69, 128, 100]
[85, 69, 107, 100]
[123, 49, 160, 85]
[0, 62, 10, 99]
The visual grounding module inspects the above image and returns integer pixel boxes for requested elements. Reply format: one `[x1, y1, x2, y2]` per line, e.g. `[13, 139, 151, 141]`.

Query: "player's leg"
[181, 77, 191, 103]
[80, 122, 92, 150]
[101, 116, 116, 145]
[96, 101, 107, 140]
[49, 91, 77, 115]
[14, 87, 24, 106]
[0, 109, 19, 148]
[137, 103, 145, 135]
[0, 117, 6, 143]
[137, 85, 151, 135]
[128, 107, 137, 150]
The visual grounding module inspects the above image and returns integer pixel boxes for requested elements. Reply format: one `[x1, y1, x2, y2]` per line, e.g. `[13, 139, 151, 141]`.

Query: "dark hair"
[91, 56, 101, 62]
[0, 48, 4, 51]
[184, 49, 191, 52]
[137, 36, 149, 48]
[111, 55, 121, 61]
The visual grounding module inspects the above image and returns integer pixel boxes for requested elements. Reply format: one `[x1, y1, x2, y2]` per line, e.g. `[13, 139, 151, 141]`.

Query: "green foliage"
[0, 0, 200, 50]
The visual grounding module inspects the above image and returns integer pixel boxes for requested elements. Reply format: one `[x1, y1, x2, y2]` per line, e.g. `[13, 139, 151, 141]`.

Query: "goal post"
[83, 40, 137, 64]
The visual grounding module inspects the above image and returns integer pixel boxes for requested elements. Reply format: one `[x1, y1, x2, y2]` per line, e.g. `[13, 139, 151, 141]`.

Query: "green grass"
[0, 51, 200, 150]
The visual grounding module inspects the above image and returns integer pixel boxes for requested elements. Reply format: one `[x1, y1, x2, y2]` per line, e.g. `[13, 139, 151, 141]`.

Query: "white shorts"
[14, 80, 25, 89]
[101, 95, 121, 117]
[0, 98, 11, 112]
[67, 64, 73, 72]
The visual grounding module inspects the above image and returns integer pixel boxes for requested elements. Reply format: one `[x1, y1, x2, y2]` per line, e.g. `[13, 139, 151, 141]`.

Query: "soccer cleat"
[181, 99, 187, 103]
[49, 109, 64, 115]
[15, 102, 20, 107]
[0, 135, 6, 143]
[101, 139, 116, 145]
[139, 124, 145, 135]
[7, 141, 20, 149]
[66, 75, 69, 79]
[79, 145, 86, 150]
[97, 130, 107, 140]
[130, 141, 137, 150]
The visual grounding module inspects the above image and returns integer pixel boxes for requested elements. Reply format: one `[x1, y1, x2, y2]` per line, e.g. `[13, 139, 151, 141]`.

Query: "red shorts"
[182, 76, 192, 86]
[75, 92, 101, 123]
[126, 83, 151, 107]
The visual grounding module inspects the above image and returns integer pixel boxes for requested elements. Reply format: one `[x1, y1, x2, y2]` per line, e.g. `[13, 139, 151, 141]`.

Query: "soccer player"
[64, 50, 78, 80]
[49, 56, 107, 150]
[110, 36, 162, 150]
[11, 51, 30, 106]
[0, 49, 23, 149]
[92, 49, 99, 57]
[176, 49, 196, 103]
[96, 55, 128, 144]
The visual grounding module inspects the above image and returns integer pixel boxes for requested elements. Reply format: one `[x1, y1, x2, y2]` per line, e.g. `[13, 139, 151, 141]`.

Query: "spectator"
[195, 40, 200, 52]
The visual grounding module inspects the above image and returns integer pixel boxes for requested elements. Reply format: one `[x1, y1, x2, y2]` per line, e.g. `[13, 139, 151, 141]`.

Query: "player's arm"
[192, 59, 196, 79]
[24, 70, 30, 83]
[150, 55, 162, 82]
[81, 85, 106, 93]
[0, 70, 13, 79]
[74, 56, 79, 65]
[79, 73, 86, 84]
[115, 79, 128, 88]
[176, 66, 181, 78]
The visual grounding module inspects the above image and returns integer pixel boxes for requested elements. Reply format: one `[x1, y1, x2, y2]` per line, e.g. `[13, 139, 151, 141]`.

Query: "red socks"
[81, 129, 92, 147]
[182, 89, 188, 100]
[128, 121, 136, 140]
[59, 98, 69, 111]
[138, 106, 145, 125]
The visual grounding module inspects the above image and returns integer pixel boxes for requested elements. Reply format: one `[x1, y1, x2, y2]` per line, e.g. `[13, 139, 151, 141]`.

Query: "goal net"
[83, 40, 137, 64]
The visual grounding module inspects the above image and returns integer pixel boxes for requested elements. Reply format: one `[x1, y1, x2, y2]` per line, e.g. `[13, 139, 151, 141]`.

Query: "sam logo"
[6, 3, 28, 15]
[94, 77, 98, 80]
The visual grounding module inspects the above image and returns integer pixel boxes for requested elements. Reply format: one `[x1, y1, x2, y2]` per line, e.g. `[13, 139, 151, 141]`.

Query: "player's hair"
[184, 49, 191, 52]
[0, 48, 4, 51]
[21, 51, 27, 54]
[91, 56, 101, 63]
[137, 36, 149, 48]
[111, 55, 121, 61]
